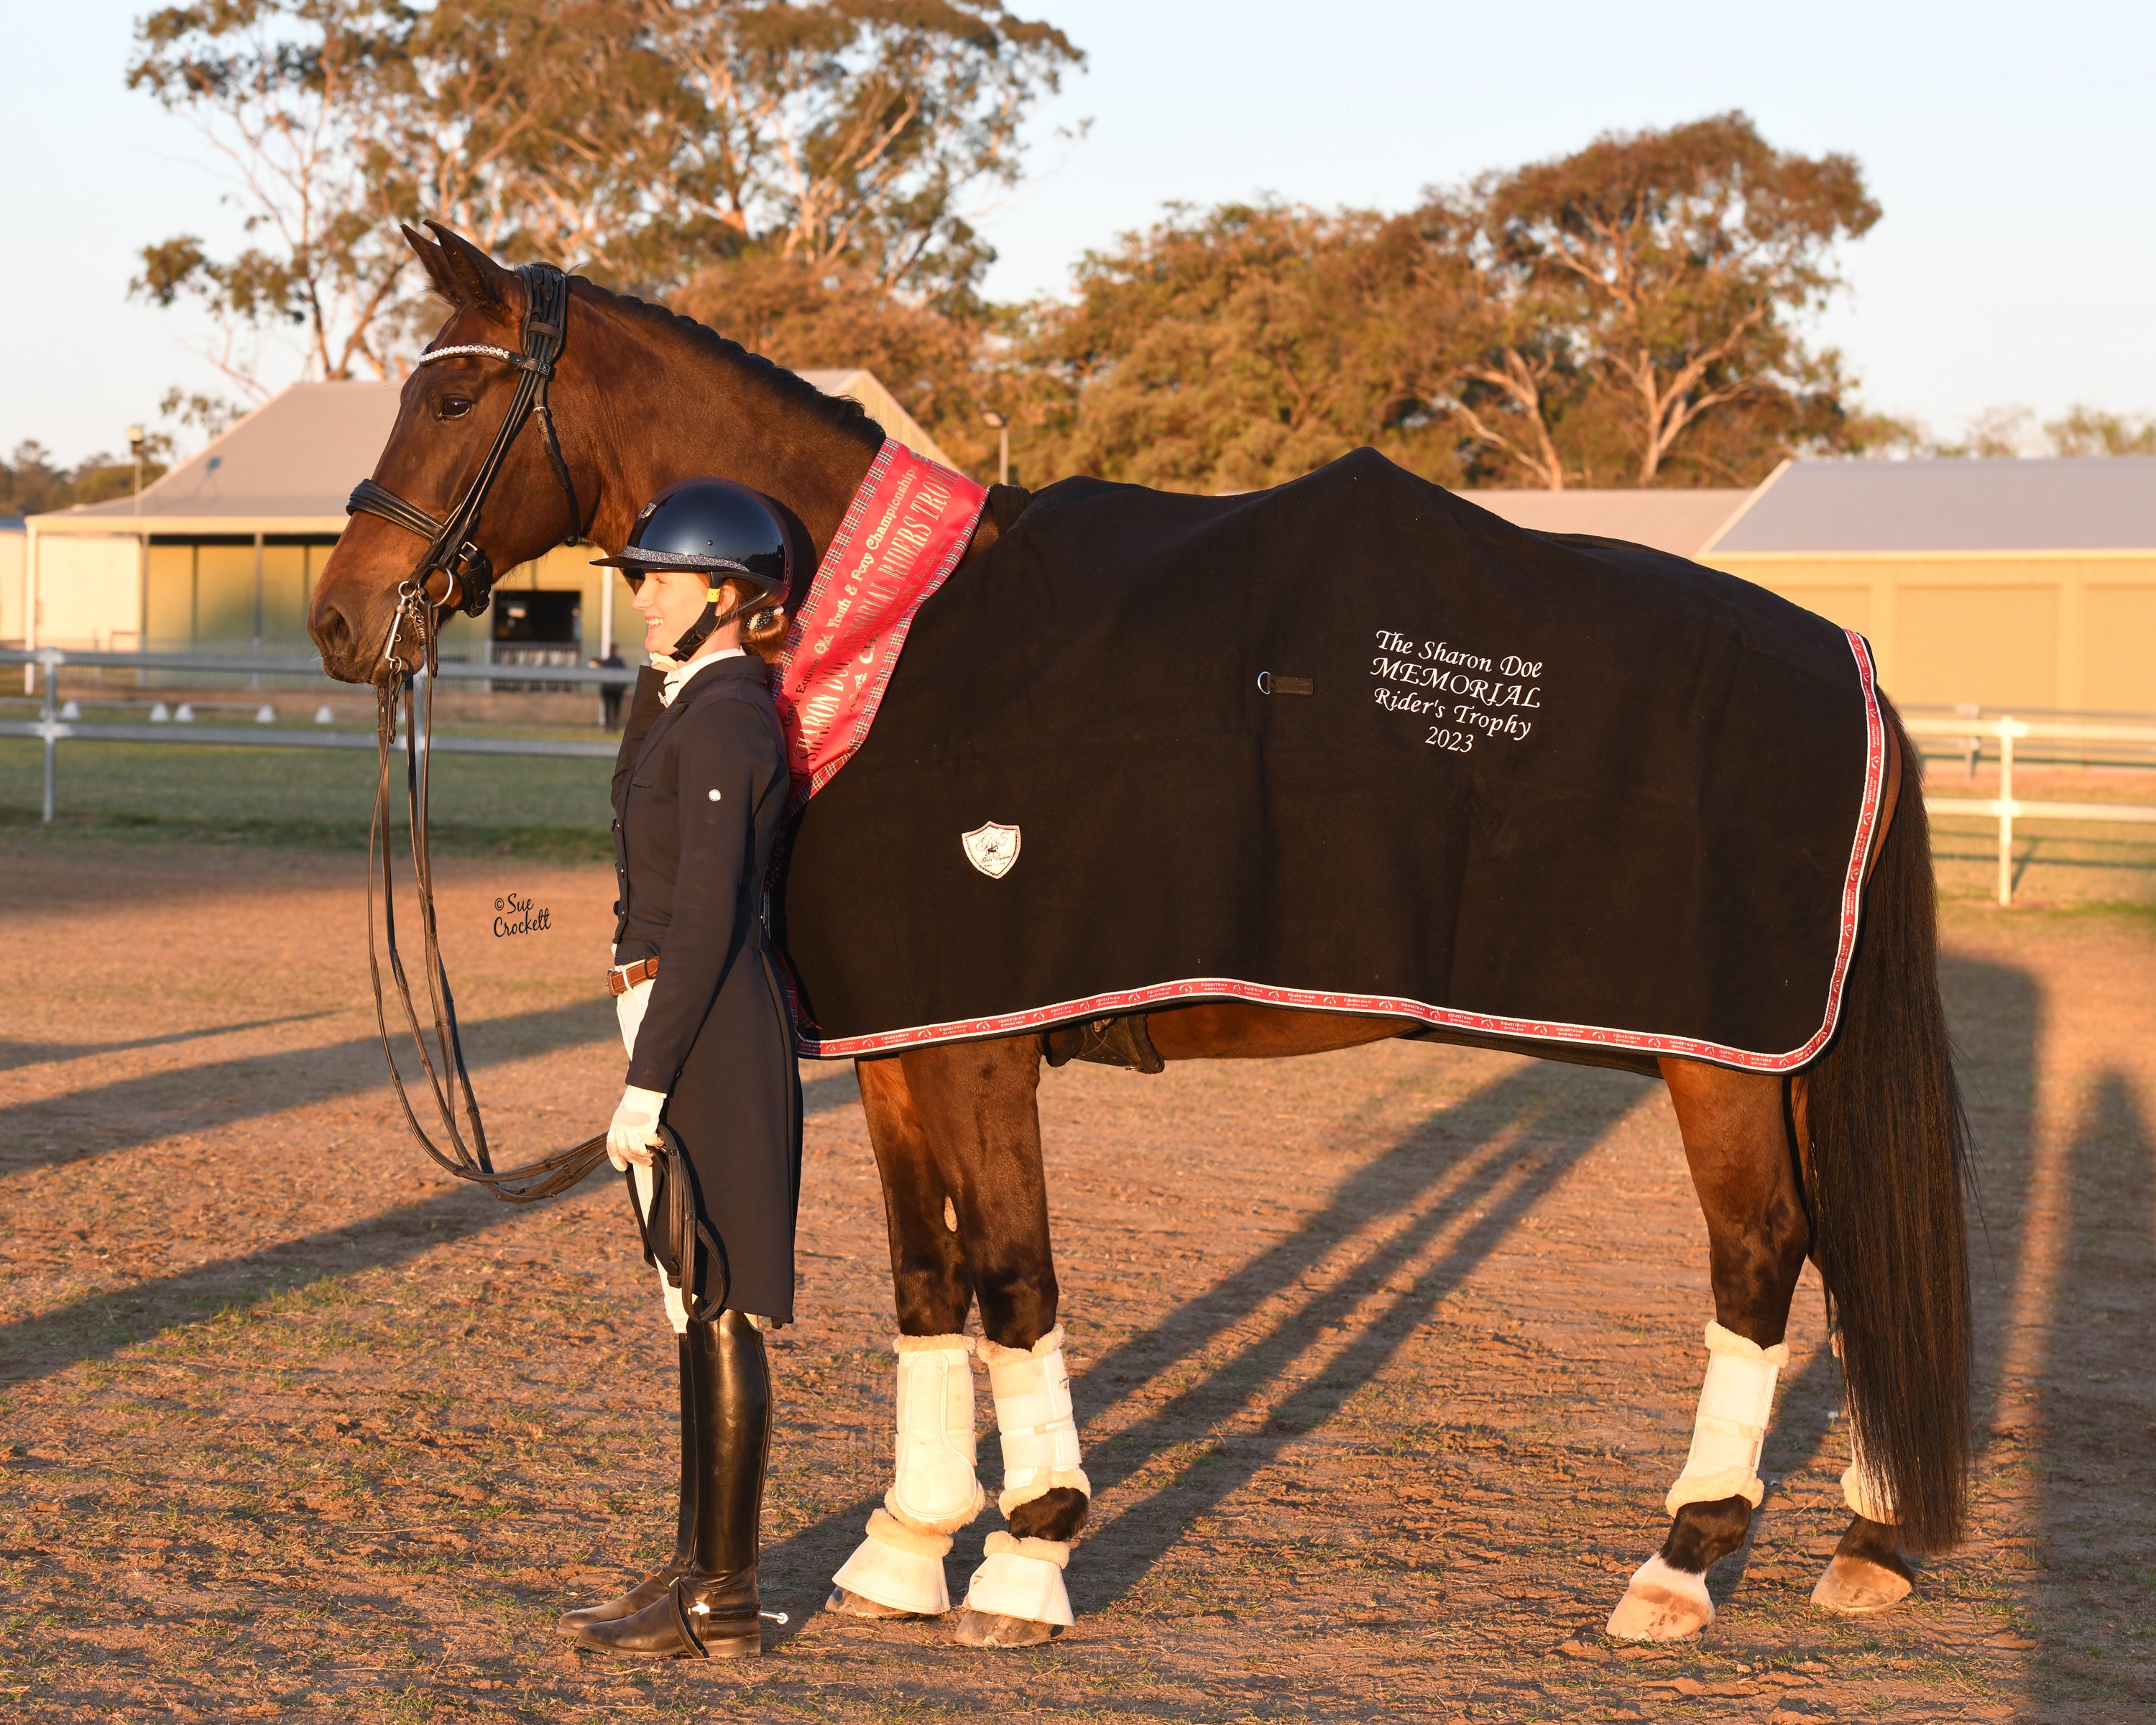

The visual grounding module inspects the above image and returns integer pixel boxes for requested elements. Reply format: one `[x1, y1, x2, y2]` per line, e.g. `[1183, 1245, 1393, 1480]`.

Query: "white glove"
[607, 1084, 668, 1171]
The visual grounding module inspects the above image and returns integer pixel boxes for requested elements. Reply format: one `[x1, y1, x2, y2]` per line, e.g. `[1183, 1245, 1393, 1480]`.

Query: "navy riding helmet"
[591, 477, 797, 659]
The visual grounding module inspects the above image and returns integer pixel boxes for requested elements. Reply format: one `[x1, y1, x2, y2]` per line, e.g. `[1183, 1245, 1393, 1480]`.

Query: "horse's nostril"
[314, 603, 352, 657]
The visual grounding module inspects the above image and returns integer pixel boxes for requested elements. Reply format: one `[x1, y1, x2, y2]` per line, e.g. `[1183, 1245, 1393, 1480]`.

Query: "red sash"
[775, 438, 987, 801]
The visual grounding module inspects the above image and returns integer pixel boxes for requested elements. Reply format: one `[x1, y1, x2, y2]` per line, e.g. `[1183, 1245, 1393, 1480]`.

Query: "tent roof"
[1706, 457, 2156, 554]
[37, 367, 957, 533]
[1457, 488, 1750, 558]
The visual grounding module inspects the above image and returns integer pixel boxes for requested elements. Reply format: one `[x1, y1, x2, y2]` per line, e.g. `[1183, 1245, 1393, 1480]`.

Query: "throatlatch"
[830, 1335, 985, 1615]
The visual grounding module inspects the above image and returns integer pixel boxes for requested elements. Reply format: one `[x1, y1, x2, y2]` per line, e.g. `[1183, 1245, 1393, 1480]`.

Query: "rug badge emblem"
[962, 822, 1022, 880]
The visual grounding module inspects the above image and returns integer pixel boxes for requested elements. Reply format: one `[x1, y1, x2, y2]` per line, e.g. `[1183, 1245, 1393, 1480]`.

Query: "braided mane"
[592, 281, 887, 456]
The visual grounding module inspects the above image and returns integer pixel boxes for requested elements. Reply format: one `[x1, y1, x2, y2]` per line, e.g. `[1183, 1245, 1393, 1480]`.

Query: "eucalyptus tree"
[126, 0, 1079, 402]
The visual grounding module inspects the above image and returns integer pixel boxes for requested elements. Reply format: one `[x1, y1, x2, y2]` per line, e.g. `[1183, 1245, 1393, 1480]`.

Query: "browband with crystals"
[420, 341, 554, 375]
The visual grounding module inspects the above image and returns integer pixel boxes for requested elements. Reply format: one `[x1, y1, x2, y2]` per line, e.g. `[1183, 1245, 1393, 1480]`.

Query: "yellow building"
[17, 370, 956, 663]
[1701, 458, 2156, 712]
[27, 414, 2152, 718]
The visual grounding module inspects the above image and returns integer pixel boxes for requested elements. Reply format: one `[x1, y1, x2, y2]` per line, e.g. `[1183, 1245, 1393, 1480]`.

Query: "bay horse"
[310, 225, 1971, 1650]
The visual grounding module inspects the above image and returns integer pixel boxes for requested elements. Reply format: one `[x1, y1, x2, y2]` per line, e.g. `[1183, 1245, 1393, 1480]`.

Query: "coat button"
[708, 789, 722, 801]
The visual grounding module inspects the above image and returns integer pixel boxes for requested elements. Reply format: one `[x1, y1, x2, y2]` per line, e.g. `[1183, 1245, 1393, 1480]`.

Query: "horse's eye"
[436, 395, 474, 422]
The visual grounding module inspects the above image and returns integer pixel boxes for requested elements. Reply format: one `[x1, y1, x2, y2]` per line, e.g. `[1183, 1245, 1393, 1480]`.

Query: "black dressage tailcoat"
[612, 655, 801, 1321]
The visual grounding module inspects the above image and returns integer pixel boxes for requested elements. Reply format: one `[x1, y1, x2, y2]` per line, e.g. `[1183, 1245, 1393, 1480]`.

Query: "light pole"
[126, 424, 146, 661]
[980, 410, 1010, 487]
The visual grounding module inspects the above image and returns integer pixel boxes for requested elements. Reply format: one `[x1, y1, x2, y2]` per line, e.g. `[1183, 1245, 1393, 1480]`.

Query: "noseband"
[348, 261, 584, 648]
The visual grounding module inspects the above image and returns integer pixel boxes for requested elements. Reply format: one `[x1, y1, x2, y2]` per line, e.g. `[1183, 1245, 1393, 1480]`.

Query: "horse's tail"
[1803, 699, 1972, 1552]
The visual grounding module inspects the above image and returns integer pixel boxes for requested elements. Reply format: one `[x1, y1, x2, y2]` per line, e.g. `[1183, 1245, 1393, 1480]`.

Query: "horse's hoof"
[952, 1606, 1064, 1648]
[1606, 1555, 1714, 1642]
[1810, 1554, 1913, 1614]
[824, 1586, 934, 1621]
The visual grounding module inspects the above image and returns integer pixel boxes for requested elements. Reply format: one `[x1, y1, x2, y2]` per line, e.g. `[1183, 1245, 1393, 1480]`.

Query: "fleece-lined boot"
[576, 1310, 770, 1659]
[558, 1335, 698, 1633]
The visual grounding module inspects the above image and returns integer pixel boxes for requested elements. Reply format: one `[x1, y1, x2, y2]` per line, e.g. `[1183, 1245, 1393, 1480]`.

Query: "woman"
[559, 477, 803, 1660]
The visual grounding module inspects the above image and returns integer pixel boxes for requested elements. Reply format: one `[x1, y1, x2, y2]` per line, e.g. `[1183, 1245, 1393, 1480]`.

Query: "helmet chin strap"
[668, 584, 778, 661]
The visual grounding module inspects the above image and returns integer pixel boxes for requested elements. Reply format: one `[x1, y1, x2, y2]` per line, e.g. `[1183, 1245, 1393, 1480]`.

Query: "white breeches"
[830, 1325, 1091, 1625]
[630, 1162, 692, 1335]
[1664, 1320, 1788, 1516]
[617, 972, 688, 1335]
[615, 970, 653, 1056]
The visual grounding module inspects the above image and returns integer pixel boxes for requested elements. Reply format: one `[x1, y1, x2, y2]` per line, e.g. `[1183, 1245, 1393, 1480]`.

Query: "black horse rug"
[776, 447, 1884, 1074]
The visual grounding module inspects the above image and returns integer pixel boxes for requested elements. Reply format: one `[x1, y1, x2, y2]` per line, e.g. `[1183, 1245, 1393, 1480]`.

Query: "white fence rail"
[1, 646, 631, 825]
[11, 653, 2153, 905]
[1901, 712, 2156, 906]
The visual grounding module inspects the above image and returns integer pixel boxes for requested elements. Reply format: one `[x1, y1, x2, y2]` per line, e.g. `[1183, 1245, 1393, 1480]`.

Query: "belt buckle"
[607, 961, 635, 997]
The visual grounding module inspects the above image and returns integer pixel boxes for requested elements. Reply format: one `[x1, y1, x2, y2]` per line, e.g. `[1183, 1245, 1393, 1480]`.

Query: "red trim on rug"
[775, 438, 987, 802]
[796, 630, 1888, 1073]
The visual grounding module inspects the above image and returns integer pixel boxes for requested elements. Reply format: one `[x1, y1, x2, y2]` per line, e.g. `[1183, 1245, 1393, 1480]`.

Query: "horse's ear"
[421, 220, 515, 317]
[402, 223, 460, 304]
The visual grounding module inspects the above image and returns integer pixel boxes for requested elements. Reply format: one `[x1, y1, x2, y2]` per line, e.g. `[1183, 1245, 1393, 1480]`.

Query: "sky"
[6, 0, 2154, 466]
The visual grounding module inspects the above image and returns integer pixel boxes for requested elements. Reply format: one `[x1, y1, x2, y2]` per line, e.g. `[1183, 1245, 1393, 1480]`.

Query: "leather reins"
[355, 260, 759, 1298]
[359, 261, 612, 1203]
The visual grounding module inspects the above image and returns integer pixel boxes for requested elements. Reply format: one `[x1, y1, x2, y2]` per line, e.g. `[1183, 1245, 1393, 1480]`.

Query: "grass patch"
[0, 737, 612, 858]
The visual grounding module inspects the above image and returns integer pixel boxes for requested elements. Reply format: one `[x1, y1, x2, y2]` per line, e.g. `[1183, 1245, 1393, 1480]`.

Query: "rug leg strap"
[964, 1532, 1075, 1627]
[1664, 1320, 1789, 1516]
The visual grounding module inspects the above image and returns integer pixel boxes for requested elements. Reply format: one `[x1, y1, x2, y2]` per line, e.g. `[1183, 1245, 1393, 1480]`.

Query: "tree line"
[88, 2, 2153, 499]
[1, 443, 169, 518]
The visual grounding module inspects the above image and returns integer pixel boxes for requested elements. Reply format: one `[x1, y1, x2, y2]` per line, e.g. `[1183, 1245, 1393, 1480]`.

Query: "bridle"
[348, 261, 584, 628]
[357, 259, 613, 1204]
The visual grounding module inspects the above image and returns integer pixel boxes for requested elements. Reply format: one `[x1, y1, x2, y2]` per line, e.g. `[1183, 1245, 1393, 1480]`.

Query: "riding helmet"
[591, 477, 796, 658]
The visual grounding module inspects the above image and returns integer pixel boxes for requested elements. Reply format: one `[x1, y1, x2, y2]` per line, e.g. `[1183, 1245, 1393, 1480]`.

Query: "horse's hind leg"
[1606, 1060, 1815, 1640]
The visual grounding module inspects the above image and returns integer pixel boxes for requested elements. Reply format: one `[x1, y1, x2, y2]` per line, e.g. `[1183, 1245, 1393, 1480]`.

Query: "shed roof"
[55, 382, 402, 528]
[37, 367, 957, 533]
[795, 369, 956, 469]
[1456, 488, 1749, 558]
[1706, 456, 2156, 555]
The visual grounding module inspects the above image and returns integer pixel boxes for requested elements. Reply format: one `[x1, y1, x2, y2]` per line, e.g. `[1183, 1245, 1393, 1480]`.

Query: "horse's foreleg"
[896, 1036, 1087, 1648]
[1607, 1060, 1814, 1641]
[826, 1053, 987, 1621]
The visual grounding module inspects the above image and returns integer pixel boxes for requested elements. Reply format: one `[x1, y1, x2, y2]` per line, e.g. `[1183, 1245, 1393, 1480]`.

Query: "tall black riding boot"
[576, 1310, 771, 1659]
[558, 1335, 698, 1632]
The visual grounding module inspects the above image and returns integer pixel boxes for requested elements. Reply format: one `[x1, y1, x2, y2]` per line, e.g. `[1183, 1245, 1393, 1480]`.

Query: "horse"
[310, 223, 1971, 1651]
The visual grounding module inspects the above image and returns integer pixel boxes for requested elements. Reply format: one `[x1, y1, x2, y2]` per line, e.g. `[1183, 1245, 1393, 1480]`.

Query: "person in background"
[598, 644, 627, 727]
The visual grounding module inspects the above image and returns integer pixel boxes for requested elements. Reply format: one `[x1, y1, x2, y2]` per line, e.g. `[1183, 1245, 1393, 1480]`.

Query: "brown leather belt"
[607, 957, 659, 996]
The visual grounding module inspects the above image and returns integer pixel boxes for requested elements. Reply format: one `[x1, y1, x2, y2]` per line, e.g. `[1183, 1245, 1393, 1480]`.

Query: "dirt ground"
[1, 835, 2150, 1723]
